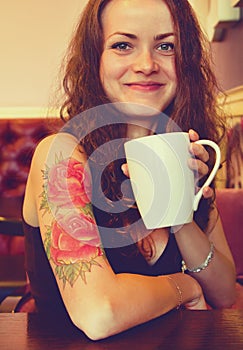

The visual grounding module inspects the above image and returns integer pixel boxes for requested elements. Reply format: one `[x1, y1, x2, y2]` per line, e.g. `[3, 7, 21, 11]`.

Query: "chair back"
[216, 188, 243, 281]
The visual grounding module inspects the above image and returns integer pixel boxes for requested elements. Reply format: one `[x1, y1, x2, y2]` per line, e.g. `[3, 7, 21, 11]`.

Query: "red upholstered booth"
[216, 188, 243, 283]
[216, 188, 243, 309]
[0, 117, 62, 311]
[0, 118, 242, 310]
[0, 118, 61, 255]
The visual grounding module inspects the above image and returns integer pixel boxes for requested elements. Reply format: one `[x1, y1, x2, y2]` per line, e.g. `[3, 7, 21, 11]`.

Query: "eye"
[157, 42, 175, 55]
[111, 42, 132, 51]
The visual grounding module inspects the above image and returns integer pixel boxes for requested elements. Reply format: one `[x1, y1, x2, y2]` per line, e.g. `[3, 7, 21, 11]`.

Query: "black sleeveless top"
[23, 219, 182, 315]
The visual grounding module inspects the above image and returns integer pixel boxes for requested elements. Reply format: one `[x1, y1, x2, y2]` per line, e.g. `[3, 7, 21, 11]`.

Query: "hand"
[188, 129, 214, 199]
[170, 273, 207, 310]
[181, 274, 207, 310]
[184, 293, 207, 310]
[184, 276, 207, 310]
[122, 129, 214, 200]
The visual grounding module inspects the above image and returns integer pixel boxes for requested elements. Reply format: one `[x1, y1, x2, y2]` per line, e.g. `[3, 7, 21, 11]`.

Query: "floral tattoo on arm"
[40, 154, 104, 287]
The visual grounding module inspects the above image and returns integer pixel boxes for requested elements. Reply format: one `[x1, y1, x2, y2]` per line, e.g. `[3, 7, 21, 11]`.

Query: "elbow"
[69, 298, 117, 341]
[210, 282, 237, 309]
[220, 287, 237, 309]
[218, 274, 238, 309]
[214, 295, 236, 309]
[81, 313, 115, 341]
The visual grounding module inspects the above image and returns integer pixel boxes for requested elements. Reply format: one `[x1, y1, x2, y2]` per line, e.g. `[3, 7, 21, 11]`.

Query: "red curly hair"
[59, 0, 226, 240]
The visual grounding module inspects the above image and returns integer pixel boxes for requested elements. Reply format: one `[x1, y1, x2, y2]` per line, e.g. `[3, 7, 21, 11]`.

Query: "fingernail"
[204, 187, 210, 193]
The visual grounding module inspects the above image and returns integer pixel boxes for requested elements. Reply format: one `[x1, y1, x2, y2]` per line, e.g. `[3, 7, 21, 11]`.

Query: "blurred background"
[0, 0, 87, 115]
[0, 0, 242, 313]
[0, 0, 242, 116]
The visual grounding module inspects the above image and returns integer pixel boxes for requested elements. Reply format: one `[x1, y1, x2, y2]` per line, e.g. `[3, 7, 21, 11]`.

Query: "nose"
[132, 50, 159, 75]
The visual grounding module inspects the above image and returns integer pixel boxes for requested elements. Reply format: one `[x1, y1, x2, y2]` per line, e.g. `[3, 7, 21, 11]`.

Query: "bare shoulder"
[23, 132, 87, 226]
[32, 132, 87, 167]
[27, 133, 85, 189]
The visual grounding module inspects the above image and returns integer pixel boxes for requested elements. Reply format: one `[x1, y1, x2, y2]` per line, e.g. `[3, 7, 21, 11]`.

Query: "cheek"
[99, 57, 115, 99]
[99, 56, 105, 86]
[166, 57, 177, 83]
[100, 54, 127, 82]
[99, 56, 114, 91]
[171, 59, 178, 84]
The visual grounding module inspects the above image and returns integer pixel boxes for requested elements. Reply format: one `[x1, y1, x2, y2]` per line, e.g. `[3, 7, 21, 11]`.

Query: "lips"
[125, 82, 163, 92]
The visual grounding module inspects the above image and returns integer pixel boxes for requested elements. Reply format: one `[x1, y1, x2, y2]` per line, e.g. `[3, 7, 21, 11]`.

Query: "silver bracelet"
[181, 242, 214, 273]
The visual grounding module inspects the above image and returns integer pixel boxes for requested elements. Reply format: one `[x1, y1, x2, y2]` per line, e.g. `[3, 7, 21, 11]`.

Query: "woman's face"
[99, 0, 178, 113]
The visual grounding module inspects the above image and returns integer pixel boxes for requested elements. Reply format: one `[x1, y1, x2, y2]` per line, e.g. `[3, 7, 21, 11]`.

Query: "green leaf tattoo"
[40, 154, 104, 287]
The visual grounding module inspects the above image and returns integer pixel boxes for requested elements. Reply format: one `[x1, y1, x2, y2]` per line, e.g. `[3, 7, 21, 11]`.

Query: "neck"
[126, 115, 160, 139]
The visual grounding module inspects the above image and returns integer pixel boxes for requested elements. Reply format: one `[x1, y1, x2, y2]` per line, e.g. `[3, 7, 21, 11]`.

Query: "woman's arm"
[172, 130, 236, 309]
[172, 210, 236, 309]
[23, 133, 206, 340]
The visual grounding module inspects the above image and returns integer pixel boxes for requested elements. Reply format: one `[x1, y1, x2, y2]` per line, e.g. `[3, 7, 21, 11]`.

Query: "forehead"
[101, 0, 174, 35]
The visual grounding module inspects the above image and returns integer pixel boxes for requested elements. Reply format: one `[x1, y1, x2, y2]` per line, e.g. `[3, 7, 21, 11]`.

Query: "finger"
[185, 296, 207, 310]
[121, 163, 130, 178]
[189, 143, 209, 163]
[188, 158, 209, 178]
[188, 129, 199, 142]
[202, 186, 214, 199]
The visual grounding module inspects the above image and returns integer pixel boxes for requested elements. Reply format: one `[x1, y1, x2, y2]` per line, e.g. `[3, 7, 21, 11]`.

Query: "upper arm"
[23, 133, 116, 320]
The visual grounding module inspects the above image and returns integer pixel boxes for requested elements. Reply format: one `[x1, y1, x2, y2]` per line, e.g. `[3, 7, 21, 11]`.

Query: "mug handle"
[193, 140, 221, 211]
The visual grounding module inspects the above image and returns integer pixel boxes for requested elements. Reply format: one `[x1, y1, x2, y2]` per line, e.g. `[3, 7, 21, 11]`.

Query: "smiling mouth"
[125, 83, 163, 91]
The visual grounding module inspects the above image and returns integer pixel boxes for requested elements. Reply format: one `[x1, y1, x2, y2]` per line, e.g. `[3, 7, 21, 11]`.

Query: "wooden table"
[0, 309, 243, 349]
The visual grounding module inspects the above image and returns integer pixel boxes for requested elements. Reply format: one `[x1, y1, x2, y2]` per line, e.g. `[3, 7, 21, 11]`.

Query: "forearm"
[174, 221, 236, 308]
[113, 272, 200, 324]
[108, 273, 178, 333]
[67, 268, 204, 340]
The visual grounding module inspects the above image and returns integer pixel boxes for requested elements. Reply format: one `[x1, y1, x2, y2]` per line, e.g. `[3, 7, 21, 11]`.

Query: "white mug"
[124, 132, 221, 229]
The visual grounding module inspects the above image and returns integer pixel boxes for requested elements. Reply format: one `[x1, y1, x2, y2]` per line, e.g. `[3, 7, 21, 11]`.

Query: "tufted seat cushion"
[0, 117, 62, 256]
[216, 188, 243, 281]
[0, 118, 60, 198]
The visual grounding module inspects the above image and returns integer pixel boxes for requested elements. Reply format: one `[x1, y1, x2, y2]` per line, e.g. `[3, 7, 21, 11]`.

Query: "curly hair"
[59, 0, 226, 242]
[226, 119, 243, 188]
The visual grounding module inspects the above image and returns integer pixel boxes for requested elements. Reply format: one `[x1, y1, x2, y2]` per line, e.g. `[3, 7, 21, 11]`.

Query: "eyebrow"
[106, 32, 175, 40]
[154, 33, 174, 40]
[107, 32, 137, 40]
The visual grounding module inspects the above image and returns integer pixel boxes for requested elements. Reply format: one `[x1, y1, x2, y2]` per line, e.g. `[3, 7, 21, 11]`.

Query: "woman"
[23, 0, 236, 340]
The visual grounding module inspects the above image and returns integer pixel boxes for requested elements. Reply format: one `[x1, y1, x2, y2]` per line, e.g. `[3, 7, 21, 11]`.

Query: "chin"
[117, 101, 162, 116]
